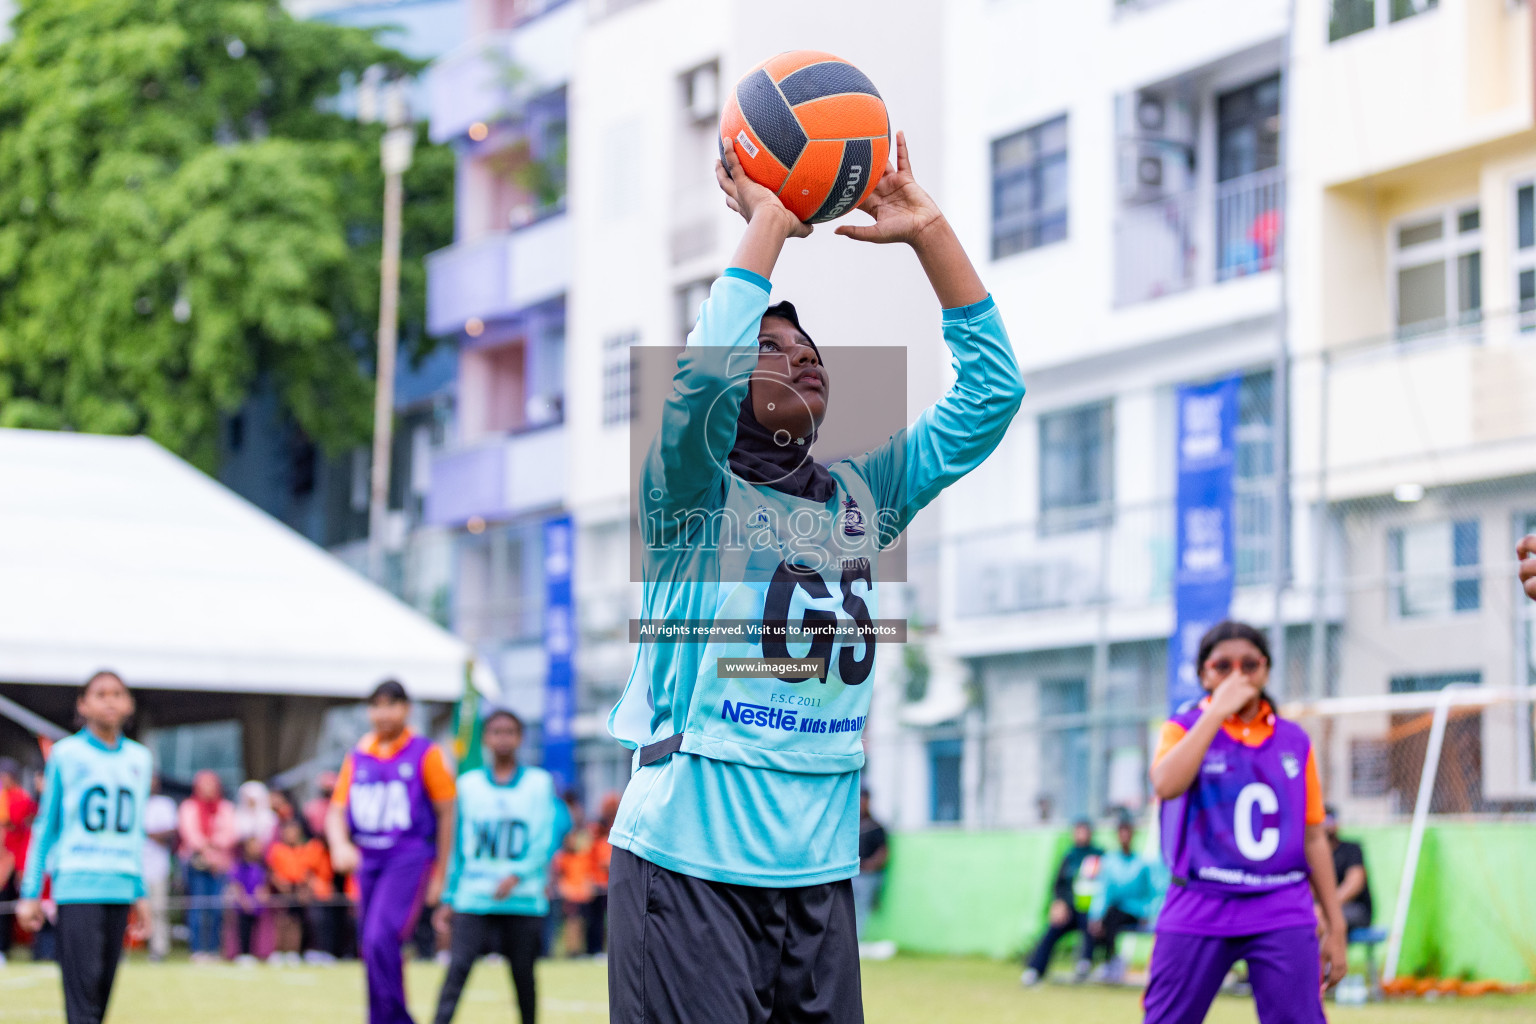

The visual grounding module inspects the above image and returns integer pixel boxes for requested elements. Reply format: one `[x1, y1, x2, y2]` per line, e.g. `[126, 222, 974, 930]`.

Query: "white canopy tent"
[0, 428, 494, 703]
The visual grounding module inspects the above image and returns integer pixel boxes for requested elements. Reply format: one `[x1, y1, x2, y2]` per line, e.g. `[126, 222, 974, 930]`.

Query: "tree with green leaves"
[0, 0, 454, 469]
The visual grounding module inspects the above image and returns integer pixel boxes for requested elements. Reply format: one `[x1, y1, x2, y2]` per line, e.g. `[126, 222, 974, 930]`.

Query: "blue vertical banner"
[1167, 376, 1240, 714]
[542, 514, 576, 792]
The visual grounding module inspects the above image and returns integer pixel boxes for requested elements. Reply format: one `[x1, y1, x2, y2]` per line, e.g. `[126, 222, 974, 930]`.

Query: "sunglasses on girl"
[1204, 657, 1266, 676]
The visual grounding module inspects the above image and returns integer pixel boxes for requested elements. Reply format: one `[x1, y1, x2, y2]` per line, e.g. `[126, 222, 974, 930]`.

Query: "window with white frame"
[1234, 371, 1276, 585]
[1387, 518, 1480, 619]
[1039, 400, 1113, 531]
[991, 115, 1068, 260]
[1390, 203, 1481, 338]
[1516, 181, 1536, 329]
[602, 332, 638, 426]
[1330, 0, 1437, 43]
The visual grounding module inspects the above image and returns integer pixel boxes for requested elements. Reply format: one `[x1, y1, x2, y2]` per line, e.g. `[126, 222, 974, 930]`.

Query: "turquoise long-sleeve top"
[608, 268, 1024, 886]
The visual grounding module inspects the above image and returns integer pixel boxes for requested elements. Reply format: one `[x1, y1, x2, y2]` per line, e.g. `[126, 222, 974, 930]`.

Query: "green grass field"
[1, 955, 1532, 1023]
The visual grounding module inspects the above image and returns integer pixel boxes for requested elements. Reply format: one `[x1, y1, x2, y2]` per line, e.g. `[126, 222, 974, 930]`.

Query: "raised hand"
[834, 131, 943, 246]
[1208, 668, 1263, 720]
[716, 143, 812, 238]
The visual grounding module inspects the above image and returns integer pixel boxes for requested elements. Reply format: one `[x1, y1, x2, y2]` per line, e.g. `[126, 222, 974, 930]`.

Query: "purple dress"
[347, 735, 440, 1024]
[1143, 708, 1326, 1024]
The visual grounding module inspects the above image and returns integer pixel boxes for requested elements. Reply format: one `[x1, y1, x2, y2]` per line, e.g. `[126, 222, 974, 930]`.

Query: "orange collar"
[1198, 696, 1277, 747]
[358, 728, 415, 760]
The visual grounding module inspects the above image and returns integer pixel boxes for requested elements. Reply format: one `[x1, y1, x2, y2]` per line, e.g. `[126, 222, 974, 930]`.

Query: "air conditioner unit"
[1120, 140, 1194, 202]
[1117, 89, 1196, 202]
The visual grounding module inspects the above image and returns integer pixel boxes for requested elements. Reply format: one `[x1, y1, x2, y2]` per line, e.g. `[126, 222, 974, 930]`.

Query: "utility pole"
[368, 77, 414, 586]
[1270, 1, 1297, 695]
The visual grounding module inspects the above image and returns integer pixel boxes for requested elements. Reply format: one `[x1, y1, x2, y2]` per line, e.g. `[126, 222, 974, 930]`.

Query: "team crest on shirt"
[842, 496, 865, 537]
[400, 762, 415, 779]
[1281, 752, 1300, 779]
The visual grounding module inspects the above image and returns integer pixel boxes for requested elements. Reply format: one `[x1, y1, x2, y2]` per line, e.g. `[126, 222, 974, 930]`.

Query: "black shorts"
[607, 848, 863, 1024]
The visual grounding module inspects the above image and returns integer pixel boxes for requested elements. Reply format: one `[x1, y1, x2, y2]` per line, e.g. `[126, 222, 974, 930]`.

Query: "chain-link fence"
[858, 309, 1536, 834]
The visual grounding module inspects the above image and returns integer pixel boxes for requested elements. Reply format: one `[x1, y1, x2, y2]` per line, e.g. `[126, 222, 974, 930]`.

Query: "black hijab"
[727, 301, 838, 503]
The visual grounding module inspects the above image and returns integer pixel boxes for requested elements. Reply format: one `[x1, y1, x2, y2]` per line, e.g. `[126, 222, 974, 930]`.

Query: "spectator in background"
[303, 770, 347, 959]
[227, 836, 269, 964]
[585, 793, 619, 956]
[141, 776, 180, 962]
[304, 772, 339, 839]
[544, 791, 584, 956]
[1021, 818, 1104, 987]
[180, 771, 237, 963]
[1083, 818, 1161, 984]
[234, 781, 278, 848]
[852, 788, 888, 939]
[552, 828, 598, 957]
[269, 789, 297, 828]
[0, 756, 37, 966]
[266, 817, 327, 965]
[1325, 807, 1373, 931]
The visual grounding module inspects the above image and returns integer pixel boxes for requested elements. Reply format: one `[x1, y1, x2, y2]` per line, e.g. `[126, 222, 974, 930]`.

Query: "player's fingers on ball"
[1519, 534, 1536, 558]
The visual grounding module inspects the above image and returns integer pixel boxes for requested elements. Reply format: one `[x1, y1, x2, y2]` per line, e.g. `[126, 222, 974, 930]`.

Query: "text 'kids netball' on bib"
[348, 735, 438, 855]
[1160, 705, 1311, 894]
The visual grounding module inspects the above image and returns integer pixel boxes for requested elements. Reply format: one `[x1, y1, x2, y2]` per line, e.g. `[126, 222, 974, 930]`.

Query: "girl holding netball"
[1145, 621, 1348, 1024]
[17, 671, 152, 1024]
[604, 130, 1024, 1023]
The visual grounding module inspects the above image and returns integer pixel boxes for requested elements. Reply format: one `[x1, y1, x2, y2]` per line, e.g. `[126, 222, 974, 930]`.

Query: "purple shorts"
[1143, 926, 1327, 1024]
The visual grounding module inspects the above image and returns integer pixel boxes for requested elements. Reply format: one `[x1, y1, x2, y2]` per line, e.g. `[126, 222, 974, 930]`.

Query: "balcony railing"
[1115, 167, 1284, 305]
[1323, 309, 1536, 497]
[1215, 167, 1283, 282]
[950, 493, 1278, 621]
[426, 211, 571, 337]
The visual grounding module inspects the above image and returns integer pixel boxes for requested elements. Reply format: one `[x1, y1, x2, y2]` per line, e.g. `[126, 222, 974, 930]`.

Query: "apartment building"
[909, 0, 1300, 830]
[894, 0, 1536, 832]
[420, 0, 579, 757]
[1289, 0, 1536, 818]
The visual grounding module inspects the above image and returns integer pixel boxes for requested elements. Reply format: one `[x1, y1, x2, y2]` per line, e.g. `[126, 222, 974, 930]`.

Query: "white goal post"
[1283, 686, 1536, 983]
